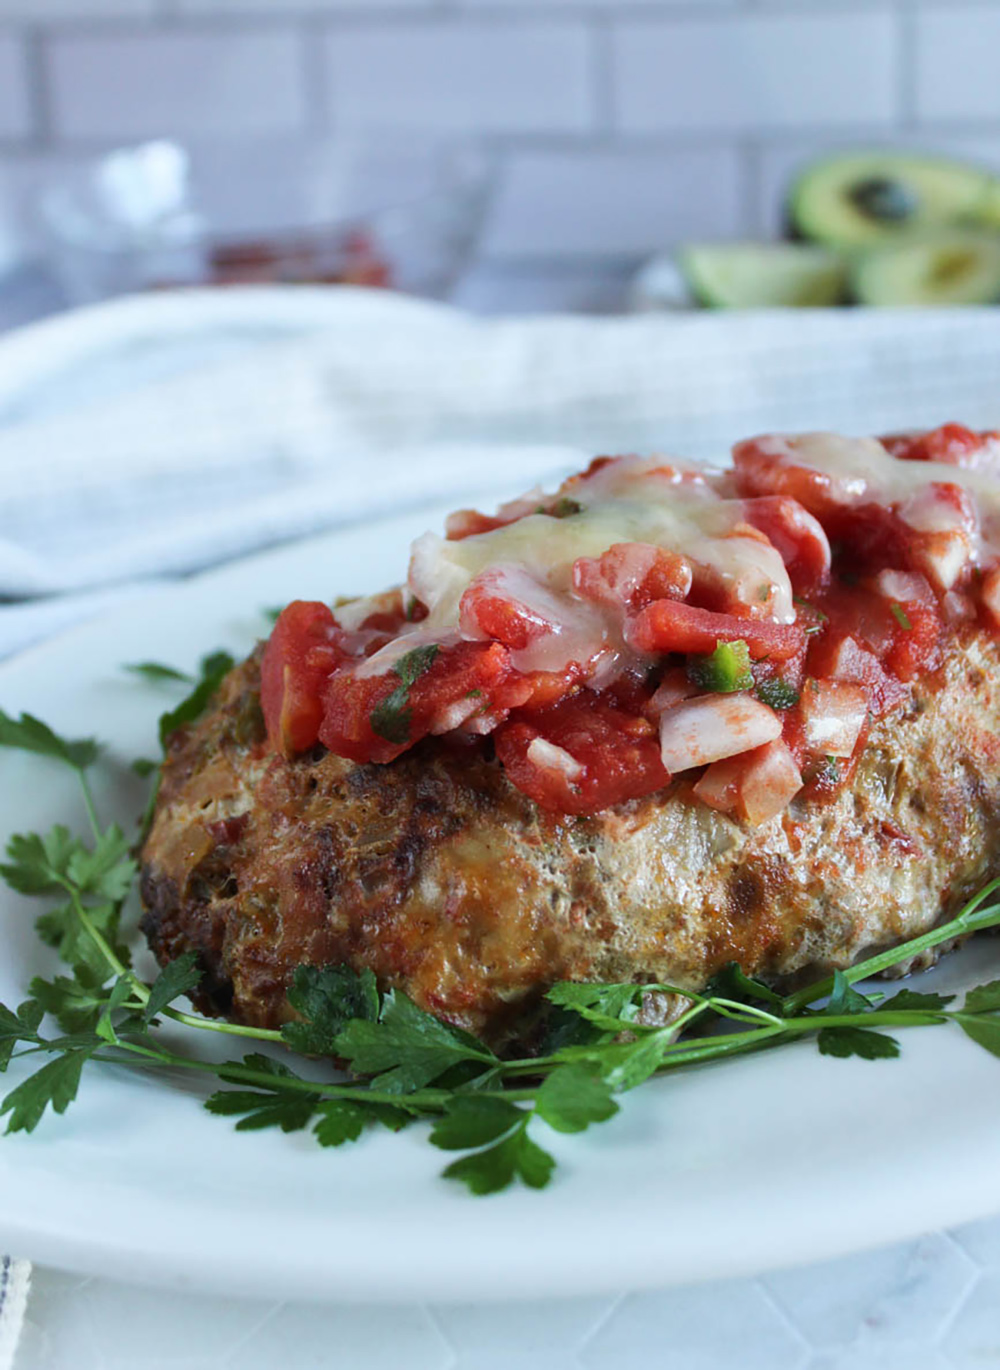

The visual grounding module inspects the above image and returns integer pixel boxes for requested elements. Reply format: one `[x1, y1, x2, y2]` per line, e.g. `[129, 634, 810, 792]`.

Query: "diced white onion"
[333, 590, 399, 632]
[736, 740, 803, 825]
[429, 698, 482, 735]
[912, 530, 973, 592]
[871, 569, 932, 604]
[693, 740, 802, 825]
[658, 694, 782, 773]
[526, 737, 584, 782]
[650, 668, 697, 714]
[800, 680, 867, 758]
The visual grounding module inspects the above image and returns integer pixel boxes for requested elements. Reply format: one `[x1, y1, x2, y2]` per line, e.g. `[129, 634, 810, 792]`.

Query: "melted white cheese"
[409, 479, 795, 631]
[758, 431, 1000, 547]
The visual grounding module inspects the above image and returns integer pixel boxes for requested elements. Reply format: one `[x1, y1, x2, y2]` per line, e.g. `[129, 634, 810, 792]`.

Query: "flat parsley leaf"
[707, 962, 785, 1012]
[334, 989, 494, 1094]
[35, 901, 126, 979]
[956, 1015, 1000, 1058]
[430, 1095, 524, 1151]
[817, 1026, 900, 1060]
[1, 828, 76, 896]
[441, 1124, 555, 1195]
[545, 981, 646, 1032]
[205, 1089, 318, 1133]
[600, 1030, 676, 1092]
[963, 980, 1000, 1014]
[1, 1048, 95, 1133]
[0, 1001, 44, 1071]
[313, 1099, 413, 1146]
[144, 953, 202, 1024]
[881, 988, 954, 1012]
[369, 645, 440, 746]
[282, 964, 380, 1056]
[535, 1064, 618, 1134]
[825, 970, 877, 1017]
[0, 711, 99, 772]
[66, 825, 135, 902]
[30, 972, 109, 1035]
[158, 652, 236, 749]
[124, 662, 192, 684]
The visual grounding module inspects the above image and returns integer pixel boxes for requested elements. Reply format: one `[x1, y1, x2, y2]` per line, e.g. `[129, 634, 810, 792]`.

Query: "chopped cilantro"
[369, 644, 440, 745]
[754, 677, 800, 711]
[890, 602, 912, 631]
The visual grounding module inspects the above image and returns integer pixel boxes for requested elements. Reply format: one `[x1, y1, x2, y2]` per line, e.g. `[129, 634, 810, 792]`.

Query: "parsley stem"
[694, 998, 784, 1028]
[77, 770, 102, 844]
[160, 1008, 285, 1042]
[55, 879, 135, 987]
[782, 882, 1000, 1015]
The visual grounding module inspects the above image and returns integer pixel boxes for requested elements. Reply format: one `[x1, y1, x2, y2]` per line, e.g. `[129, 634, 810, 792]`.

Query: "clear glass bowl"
[36, 136, 491, 306]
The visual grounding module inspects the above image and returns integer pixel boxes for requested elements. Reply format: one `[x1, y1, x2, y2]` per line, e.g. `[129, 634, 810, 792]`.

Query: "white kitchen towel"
[4, 287, 1000, 611]
[0, 1257, 29, 1370]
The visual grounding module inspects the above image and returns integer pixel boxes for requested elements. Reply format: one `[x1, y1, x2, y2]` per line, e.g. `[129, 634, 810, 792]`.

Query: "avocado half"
[789, 151, 1000, 251]
[850, 231, 1000, 306]
[678, 243, 847, 309]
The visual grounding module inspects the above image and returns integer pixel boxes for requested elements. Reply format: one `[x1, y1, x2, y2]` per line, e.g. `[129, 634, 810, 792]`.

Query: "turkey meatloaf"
[140, 425, 1000, 1042]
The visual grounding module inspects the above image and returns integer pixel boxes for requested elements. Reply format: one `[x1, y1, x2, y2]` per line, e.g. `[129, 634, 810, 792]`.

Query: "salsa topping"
[261, 425, 1000, 822]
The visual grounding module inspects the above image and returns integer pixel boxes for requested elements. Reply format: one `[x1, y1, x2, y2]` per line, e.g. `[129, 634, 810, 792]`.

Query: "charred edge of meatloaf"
[139, 866, 235, 1018]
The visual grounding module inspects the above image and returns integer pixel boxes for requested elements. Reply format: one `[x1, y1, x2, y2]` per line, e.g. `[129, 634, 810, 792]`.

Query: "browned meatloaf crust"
[139, 630, 1000, 1043]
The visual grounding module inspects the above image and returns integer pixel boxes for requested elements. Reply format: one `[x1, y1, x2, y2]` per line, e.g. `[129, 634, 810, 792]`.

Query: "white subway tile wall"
[0, 33, 30, 140]
[0, 0, 999, 279]
[612, 13, 899, 134]
[48, 30, 310, 139]
[325, 21, 594, 133]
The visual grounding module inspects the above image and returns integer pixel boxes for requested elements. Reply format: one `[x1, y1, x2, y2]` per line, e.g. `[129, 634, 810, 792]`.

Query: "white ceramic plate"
[1, 509, 1000, 1304]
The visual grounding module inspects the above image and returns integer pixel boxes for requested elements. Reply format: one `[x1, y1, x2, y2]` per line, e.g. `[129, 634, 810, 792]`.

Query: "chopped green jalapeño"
[687, 639, 753, 693]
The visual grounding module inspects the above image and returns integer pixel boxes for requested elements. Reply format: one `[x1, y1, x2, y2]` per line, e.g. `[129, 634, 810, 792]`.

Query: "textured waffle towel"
[0, 1258, 30, 1370]
[2, 289, 1000, 611]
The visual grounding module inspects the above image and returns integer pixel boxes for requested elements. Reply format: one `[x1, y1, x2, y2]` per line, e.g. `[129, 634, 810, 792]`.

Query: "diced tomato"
[494, 692, 669, 815]
[573, 542, 693, 611]
[319, 640, 512, 765]
[809, 582, 941, 689]
[261, 601, 346, 755]
[493, 664, 583, 713]
[806, 632, 906, 717]
[741, 496, 831, 591]
[459, 570, 558, 650]
[628, 599, 805, 661]
[883, 599, 942, 682]
[445, 510, 514, 541]
[732, 437, 845, 518]
[881, 424, 1000, 467]
[981, 566, 1000, 627]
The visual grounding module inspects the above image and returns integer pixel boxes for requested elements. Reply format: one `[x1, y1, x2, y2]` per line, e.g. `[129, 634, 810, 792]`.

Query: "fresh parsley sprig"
[3, 690, 1000, 1195]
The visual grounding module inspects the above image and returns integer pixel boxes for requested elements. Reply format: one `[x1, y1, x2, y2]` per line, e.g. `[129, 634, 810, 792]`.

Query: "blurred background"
[0, 0, 999, 322]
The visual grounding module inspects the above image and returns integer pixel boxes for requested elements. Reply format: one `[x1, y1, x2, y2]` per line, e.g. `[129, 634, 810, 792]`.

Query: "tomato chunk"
[494, 693, 669, 815]
[320, 640, 512, 765]
[628, 599, 805, 661]
[573, 542, 693, 611]
[881, 424, 1000, 467]
[261, 601, 345, 755]
[741, 496, 831, 591]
